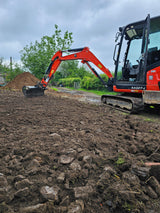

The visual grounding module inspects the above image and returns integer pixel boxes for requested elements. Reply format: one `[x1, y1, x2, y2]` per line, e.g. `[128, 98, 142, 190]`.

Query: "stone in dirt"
[103, 166, 116, 175]
[26, 159, 41, 175]
[70, 161, 81, 171]
[57, 172, 65, 183]
[40, 185, 60, 201]
[83, 155, 92, 164]
[14, 178, 33, 190]
[81, 169, 89, 179]
[74, 185, 94, 198]
[50, 133, 62, 141]
[62, 148, 77, 157]
[77, 148, 83, 153]
[20, 203, 46, 213]
[122, 171, 140, 186]
[27, 159, 41, 169]
[68, 200, 84, 213]
[14, 187, 30, 198]
[60, 155, 74, 164]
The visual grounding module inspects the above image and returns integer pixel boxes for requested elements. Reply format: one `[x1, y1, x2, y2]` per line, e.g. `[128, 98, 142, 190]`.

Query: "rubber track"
[101, 95, 144, 114]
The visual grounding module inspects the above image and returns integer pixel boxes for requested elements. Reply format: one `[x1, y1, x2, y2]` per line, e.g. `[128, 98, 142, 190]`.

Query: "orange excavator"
[23, 14, 160, 113]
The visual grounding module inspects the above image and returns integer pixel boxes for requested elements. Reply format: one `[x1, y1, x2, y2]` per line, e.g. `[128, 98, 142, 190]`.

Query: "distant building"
[0, 73, 5, 86]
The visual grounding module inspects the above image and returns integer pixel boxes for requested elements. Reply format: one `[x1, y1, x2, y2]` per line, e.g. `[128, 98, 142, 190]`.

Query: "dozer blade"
[22, 85, 45, 97]
[143, 90, 160, 105]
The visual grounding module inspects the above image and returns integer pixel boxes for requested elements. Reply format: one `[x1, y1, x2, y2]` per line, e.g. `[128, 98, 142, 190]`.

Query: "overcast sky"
[0, 0, 160, 71]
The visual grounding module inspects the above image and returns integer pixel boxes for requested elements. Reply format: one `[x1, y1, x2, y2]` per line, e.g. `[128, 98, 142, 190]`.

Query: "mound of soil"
[4, 72, 40, 90]
[0, 90, 160, 213]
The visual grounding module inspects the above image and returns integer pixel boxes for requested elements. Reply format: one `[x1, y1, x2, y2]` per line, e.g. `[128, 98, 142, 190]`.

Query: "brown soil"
[4, 72, 39, 90]
[0, 73, 160, 213]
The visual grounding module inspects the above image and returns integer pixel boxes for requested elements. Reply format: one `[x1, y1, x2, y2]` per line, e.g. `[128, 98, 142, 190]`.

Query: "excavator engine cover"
[22, 85, 44, 97]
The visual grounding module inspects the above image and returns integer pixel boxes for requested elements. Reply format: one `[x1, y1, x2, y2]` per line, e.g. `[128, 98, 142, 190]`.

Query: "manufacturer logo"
[131, 86, 146, 90]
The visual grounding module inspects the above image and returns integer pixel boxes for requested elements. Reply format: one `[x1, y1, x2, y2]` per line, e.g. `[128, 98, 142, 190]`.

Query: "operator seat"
[147, 47, 159, 65]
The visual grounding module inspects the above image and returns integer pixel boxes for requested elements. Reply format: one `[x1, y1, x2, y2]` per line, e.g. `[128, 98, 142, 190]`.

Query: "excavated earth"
[0, 73, 160, 213]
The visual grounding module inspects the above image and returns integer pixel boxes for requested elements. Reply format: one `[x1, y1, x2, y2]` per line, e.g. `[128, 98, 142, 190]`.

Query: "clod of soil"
[0, 89, 160, 213]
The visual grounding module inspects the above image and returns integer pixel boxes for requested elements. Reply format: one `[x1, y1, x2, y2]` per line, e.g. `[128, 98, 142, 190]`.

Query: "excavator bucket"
[22, 85, 45, 97]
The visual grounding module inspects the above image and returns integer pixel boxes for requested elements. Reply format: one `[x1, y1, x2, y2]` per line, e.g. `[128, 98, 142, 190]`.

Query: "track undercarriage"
[101, 94, 144, 113]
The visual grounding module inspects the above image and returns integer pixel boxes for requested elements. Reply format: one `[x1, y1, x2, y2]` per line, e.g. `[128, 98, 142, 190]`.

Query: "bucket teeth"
[22, 85, 44, 97]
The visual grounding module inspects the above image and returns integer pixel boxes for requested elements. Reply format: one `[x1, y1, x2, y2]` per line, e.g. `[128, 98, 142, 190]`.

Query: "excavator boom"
[22, 47, 113, 97]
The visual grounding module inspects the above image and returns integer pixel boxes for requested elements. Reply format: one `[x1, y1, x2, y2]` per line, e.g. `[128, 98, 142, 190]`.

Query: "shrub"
[80, 74, 108, 90]
[80, 76, 93, 89]
[59, 77, 81, 87]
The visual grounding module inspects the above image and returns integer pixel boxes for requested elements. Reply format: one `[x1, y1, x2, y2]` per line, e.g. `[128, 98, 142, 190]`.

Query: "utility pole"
[10, 57, 12, 71]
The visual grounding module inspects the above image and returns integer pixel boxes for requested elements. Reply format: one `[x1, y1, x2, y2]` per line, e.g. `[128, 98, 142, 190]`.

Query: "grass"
[76, 88, 118, 96]
[51, 87, 59, 92]
[51, 86, 118, 96]
[116, 157, 125, 165]
[144, 118, 152, 122]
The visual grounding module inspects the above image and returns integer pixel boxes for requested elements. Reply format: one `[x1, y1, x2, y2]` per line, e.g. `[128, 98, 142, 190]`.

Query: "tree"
[56, 61, 93, 78]
[57, 61, 79, 78]
[20, 25, 73, 79]
[0, 58, 7, 74]
[5, 63, 24, 82]
[0, 58, 24, 82]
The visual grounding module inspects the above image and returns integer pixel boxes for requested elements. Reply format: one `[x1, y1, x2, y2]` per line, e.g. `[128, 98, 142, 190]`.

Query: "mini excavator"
[23, 15, 160, 113]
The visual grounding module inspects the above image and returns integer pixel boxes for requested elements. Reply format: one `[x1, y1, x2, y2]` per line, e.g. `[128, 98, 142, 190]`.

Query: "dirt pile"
[0, 90, 160, 212]
[4, 72, 40, 90]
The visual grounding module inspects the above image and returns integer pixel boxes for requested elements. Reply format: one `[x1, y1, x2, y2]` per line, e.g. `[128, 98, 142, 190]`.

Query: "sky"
[0, 0, 160, 72]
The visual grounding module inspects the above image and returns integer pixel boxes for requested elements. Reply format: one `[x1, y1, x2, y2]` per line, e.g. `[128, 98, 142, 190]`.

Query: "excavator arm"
[22, 47, 113, 97]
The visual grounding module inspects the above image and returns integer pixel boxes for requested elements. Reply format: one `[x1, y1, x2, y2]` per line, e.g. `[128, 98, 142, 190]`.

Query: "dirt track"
[0, 89, 160, 213]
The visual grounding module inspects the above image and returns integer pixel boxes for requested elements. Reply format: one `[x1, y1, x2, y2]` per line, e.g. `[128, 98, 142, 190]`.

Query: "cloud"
[0, 0, 160, 71]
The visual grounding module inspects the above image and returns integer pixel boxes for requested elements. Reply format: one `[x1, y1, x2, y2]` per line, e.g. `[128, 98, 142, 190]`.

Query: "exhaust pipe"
[22, 84, 45, 97]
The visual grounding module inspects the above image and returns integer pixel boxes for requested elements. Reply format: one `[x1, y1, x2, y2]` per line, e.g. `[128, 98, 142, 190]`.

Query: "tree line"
[0, 58, 23, 82]
[0, 25, 109, 91]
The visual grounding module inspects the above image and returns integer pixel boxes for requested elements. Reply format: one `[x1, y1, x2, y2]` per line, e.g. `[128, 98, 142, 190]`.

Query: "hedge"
[59, 77, 81, 87]
[80, 74, 108, 90]
[57, 74, 108, 90]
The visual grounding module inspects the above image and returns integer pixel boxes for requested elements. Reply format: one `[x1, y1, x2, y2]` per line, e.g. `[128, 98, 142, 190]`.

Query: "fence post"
[74, 82, 80, 89]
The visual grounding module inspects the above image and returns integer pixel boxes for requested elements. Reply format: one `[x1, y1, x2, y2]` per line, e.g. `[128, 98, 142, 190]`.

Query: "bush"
[59, 77, 81, 87]
[80, 74, 108, 90]
[6, 64, 24, 82]
[80, 76, 92, 89]
[56, 73, 109, 90]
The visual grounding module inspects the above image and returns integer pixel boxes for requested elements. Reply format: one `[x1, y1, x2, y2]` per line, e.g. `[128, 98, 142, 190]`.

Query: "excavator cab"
[113, 14, 160, 93]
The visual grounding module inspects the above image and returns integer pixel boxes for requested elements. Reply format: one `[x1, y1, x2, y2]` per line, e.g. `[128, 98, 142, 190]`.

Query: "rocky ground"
[0, 88, 160, 213]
